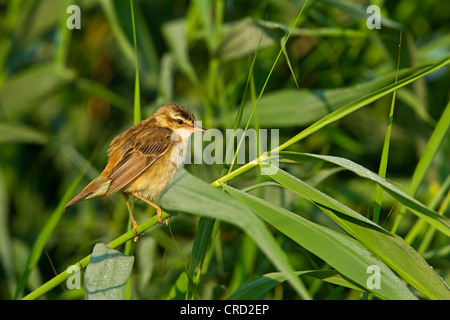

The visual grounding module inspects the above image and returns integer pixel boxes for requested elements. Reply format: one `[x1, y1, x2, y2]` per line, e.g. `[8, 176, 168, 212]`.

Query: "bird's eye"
[177, 119, 183, 125]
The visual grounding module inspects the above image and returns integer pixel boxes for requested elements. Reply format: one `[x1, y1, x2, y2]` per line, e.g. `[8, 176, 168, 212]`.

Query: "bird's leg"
[131, 192, 169, 226]
[123, 192, 143, 242]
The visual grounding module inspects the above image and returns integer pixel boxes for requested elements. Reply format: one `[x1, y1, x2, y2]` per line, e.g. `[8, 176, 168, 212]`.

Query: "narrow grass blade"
[222, 183, 417, 300]
[130, 0, 141, 124]
[262, 164, 450, 300]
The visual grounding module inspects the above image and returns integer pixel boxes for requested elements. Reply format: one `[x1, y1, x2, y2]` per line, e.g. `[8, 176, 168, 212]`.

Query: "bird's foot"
[132, 222, 145, 242]
[157, 209, 169, 226]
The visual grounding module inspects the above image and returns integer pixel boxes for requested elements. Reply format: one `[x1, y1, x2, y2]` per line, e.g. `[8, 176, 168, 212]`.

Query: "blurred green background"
[0, 0, 449, 299]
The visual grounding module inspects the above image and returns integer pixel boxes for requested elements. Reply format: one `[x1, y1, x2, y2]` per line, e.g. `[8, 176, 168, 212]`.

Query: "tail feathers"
[65, 175, 110, 210]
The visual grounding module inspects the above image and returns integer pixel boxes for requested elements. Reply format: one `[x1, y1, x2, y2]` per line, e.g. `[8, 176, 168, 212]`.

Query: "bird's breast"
[127, 154, 178, 200]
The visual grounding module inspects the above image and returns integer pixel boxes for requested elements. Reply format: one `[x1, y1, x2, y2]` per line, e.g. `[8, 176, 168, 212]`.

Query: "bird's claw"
[132, 225, 145, 242]
[157, 211, 169, 226]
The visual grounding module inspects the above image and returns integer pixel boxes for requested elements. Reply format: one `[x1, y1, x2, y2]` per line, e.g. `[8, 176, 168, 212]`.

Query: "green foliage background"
[0, 0, 449, 300]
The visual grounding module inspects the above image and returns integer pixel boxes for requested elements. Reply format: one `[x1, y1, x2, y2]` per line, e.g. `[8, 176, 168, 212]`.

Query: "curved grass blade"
[276, 152, 450, 237]
[261, 164, 450, 300]
[222, 183, 417, 300]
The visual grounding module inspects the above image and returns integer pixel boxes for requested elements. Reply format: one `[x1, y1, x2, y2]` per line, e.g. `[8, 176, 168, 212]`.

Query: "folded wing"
[102, 127, 173, 200]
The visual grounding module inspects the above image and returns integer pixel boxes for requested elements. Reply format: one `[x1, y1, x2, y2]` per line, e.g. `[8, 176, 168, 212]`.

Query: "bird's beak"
[192, 124, 206, 132]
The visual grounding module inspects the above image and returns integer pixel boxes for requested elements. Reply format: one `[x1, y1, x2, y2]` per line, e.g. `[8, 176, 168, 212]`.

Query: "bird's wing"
[101, 127, 173, 200]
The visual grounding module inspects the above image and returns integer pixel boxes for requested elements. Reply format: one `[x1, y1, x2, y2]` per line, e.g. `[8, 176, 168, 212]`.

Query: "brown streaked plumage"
[65, 104, 205, 241]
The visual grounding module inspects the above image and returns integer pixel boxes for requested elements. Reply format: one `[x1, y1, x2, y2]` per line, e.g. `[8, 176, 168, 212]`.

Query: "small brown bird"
[65, 104, 205, 241]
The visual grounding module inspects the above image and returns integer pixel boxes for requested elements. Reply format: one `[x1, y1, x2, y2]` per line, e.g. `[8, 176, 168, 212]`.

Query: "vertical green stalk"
[123, 0, 141, 299]
[373, 29, 402, 224]
[130, 0, 141, 125]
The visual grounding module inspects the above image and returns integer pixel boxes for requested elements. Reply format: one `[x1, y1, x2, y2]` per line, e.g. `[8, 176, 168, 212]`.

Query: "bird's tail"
[64, 175, 110, 210]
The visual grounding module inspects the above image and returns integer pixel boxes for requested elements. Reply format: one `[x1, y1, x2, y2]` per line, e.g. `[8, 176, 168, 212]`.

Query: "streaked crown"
[154, 104, 197, 130]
